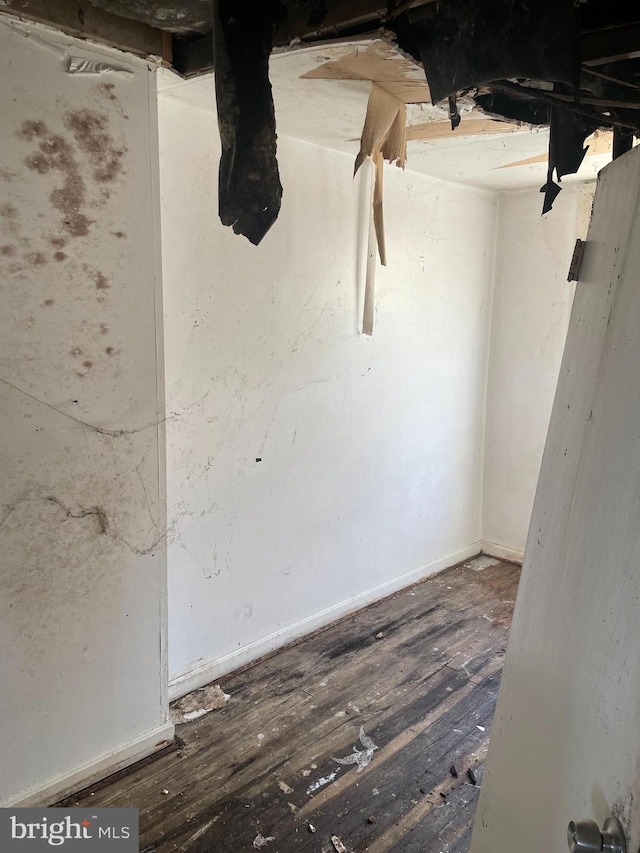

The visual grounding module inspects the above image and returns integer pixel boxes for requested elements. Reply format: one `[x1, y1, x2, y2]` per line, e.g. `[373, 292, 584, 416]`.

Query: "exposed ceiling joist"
[407, 118, 523, 142]
[3, 0, 639, 239]
[582, 21, 640, 67]
[0, 0, 169, 59]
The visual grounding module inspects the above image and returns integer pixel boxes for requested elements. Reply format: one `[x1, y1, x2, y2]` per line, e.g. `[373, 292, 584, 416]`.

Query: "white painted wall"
[0, 19, 171, 805]
[472, 146, 640, 853]
[158, 95, 497, 696]
[482, 187, 580, 560]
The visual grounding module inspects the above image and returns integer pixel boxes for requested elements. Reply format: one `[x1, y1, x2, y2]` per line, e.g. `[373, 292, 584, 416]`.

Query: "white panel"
[158, 95, 497, 692]
[0, 19, 170, 804]
[472, 147, 640, 853]
[482, 187, 578, 555]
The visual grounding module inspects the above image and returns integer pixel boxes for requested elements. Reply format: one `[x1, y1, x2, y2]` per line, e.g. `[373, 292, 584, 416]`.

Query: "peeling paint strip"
[67, 57, 133, 76]
[3, 19, 133, 77]
[362, 161, 377, 337]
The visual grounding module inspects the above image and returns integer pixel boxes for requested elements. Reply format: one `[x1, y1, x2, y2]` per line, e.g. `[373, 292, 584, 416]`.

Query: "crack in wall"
[0, 494, 166, 556]
[1, 376, 212, 439]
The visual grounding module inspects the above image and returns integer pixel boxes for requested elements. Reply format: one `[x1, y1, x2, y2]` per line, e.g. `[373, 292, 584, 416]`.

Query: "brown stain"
[21, 120, 92, 239]
[83, 263, 110, 290]
[1, 245, 15, 257]
[50, 176, 92, 238]
[44, 299, 54, 307]
[63, 110, 126, 184]
[98, 83, 117, 102]
[105, 346, 115, 355]
[111, 231, 126, 239]
[19, 110, 127, 248]
[53, 251, 67, 262]
[24, 152, 51, 174]
[99, 324, 109, 335]
[82, 360, 94, 369]
[24, 251, 48, 267]
[19, 120, 47, 141]
[1, 204, 18, 219]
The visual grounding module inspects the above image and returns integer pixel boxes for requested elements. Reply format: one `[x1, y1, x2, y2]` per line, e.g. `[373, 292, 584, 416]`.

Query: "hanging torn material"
[362, 168, 377, 338]
[212, 0, 286, 245]
[398, 0, 581, 105]
[354, 84, 406, 336]
[354, 83, 407, 267]
[301, 40, 428, 336]
[540, 107, 599, 214]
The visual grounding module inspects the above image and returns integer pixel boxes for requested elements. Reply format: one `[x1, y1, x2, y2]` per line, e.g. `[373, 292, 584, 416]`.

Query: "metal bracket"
[568, 238, 587, 282]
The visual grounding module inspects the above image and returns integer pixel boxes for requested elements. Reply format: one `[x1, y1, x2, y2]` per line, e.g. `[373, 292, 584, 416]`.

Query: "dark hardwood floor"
[64, 555, 520, 852]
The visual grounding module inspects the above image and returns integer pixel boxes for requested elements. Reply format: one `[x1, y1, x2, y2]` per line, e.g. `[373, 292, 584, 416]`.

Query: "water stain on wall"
[24, 251, 47, 266]
[19, 110, 126, 243]
[63, 110, 126, 184]
[97, 83, 117, 102]
[20, 120, 91, 239]
[0, 203, 19, 236]
[83, 263, 110, 291]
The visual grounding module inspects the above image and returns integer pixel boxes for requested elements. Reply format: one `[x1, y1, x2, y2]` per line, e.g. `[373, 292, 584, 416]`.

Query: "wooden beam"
[0, 0, 164, 57]
[582, 21, 640, 67]
[407, 118, 522, 142]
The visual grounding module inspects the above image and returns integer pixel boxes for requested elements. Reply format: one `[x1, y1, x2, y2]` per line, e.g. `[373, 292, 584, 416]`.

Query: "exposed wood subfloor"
[66, 557, 520, 852]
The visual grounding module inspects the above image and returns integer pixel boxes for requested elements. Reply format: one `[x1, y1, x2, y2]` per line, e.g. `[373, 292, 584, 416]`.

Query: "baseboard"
[2, 721, 175, 808]
[169, 541, 482, 701]
[481, 540, 525, 565]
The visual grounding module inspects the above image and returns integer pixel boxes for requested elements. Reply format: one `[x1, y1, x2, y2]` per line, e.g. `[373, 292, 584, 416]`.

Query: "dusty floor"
[63, 555, 520, 852]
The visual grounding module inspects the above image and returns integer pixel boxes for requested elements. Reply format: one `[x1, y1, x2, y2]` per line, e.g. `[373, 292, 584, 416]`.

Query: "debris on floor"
[333, 726, 378, 772]
[450, 765, 458, 778]
[278, 780, 294, 795]
[464, 555, 500, 571]
[306, 770, 340, 796]
[253, 833, 275, 849]
[307, 823, 316, 833]
[331, 836, 348, 853]
[467, 768, 478, 785]
[170, 684, 230, 724]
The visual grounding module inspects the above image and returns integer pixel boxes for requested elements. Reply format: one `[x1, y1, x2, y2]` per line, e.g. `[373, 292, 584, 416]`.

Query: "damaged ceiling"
[4, 0, 640, 243]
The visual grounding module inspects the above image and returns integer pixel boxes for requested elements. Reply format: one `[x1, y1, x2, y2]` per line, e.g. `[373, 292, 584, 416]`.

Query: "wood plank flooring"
[62, 556, 520, 853]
